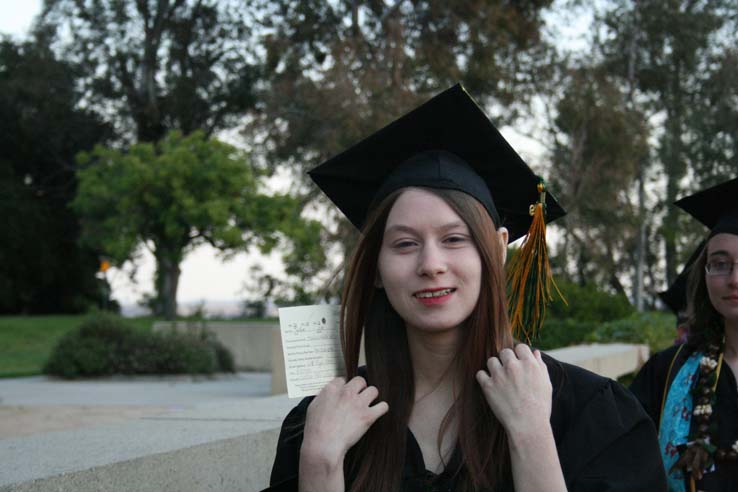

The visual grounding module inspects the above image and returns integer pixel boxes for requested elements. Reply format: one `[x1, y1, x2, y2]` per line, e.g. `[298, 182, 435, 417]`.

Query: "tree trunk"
[634, 162, 647, 310]
[154, 250, 182, 320]
[663, 113, 684, 286]
[628, 4, 646, 311]
[663, 58, 686, 286]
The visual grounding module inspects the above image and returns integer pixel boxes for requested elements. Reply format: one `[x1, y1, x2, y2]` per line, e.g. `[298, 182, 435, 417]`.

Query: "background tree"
[548, 67, 650, 297]
[73, 131, 324, 319]
[598, 0, 738, 285]
[0, 35, 111, 314]
[39, 0, 259, 142]
[685, 47, 738, 187]
[543, 0, 737, 310]
[249, 0, 558, 297]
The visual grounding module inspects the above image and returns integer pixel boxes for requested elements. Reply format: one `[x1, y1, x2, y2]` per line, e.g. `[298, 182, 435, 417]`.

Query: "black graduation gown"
[630, 344, 738, 491]
[264, 354, 666, 491]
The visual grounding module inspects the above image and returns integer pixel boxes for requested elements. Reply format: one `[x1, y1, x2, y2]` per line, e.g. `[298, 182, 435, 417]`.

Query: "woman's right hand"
[299, 376, 388, 490]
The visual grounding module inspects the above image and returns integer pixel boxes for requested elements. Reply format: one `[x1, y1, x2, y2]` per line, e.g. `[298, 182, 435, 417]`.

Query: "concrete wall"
[271, 326, 286, 395]
[0, 395, 294, 492]
[547, 343, 649, 380]
[161, 321, 643, 394]
[153, 321, 278, 372]
[1, 343, 649, 492]
[153, 321, 357, 395]
[2, 429, 280, 492]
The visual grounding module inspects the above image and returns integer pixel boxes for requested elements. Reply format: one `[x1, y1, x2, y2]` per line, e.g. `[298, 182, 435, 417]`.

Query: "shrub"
[585, 311, 677, 354]
[150, 332, 218, 374]
[43, 312, 235, 378]
[43, 312, 132, 378]
[206, 333, 236, 373]
[546, 280, 635, 323]
[534, 318, 597, 350]
[526, 279, 642, 350]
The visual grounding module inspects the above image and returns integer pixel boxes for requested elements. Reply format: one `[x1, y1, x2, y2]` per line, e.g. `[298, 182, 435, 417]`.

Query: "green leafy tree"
[73, 131, 323, 319]
[545, 0, 737, 306]
[256, 0, 556, 173]
[685, 48, 738, 187]
[39, 0, 259, 142]
[250, 0, 557, 297]
[599, 0, 737, 284]
[549, 67, 650, 297]
[0, 36, 111, 313]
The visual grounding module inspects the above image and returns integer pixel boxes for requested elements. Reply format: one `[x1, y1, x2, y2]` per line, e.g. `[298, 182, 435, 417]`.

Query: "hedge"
[43, 312, 235, 379]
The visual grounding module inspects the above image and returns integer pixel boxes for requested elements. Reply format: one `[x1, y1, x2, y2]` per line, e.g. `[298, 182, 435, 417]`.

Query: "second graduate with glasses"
[630, 177, 738, 492]
[265, 85, 665, 492]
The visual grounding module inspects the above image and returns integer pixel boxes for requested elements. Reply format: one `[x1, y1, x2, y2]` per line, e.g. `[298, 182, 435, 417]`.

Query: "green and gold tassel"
[506, 179, 566, 343]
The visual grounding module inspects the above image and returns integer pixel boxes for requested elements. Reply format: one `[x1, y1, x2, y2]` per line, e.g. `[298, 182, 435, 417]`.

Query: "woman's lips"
[413, 288, 456, 305]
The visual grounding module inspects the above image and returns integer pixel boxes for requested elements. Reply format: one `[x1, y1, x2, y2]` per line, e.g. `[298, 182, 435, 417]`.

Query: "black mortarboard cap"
[658, 240, 705, 315]
[308, 84, 565, 242]
[674, 177, 738, 238]
[658, 276, 688, 316]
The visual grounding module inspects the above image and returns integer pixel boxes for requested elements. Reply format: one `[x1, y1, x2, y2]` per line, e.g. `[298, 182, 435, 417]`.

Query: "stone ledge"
[547, 343, 649, 379]
[0, 343, 648, 492]
[153, 321, 278, 372]
[1, 428, 281, 492]
[0, 395, 295, 492]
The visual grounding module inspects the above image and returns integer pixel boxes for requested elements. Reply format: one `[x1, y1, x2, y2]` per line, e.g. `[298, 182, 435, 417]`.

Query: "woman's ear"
[497, 227, 509, 264]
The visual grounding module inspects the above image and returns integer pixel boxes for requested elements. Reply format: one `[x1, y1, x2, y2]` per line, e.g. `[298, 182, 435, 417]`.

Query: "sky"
[0, 1, 41, 38]
[2, 1, 588, 314]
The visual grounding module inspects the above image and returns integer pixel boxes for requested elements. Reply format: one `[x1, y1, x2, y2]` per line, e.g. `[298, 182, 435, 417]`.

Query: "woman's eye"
[393, 240, 417, 249]
[444, 235, 468, 244]
[711, 261, 730, 272]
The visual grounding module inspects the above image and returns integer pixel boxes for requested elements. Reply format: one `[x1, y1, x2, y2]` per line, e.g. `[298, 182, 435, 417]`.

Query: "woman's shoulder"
[283, 395, 314, 419]
[267, 395, 315, 490]
[541, 352, 667, 490]
[630, 343, 691, 397]
[541, 351, 651, 434]
[274, 395, 315, 455]
[543, 344, 687, 399]
[542, 351, 618, 402]
[644, 343, 689, 371]
[628, 343, 691, 423]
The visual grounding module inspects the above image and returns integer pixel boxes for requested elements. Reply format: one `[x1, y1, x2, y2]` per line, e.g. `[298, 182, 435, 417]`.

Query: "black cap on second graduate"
[675, 177, 738, 238]
[308, 84, 565, 242]
[658, 240, 705, 315]
[658, 278, 687, 316]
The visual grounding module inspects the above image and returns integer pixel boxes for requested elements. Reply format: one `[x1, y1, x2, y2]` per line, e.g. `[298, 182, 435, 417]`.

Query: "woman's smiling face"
[377, 188, 483, 335]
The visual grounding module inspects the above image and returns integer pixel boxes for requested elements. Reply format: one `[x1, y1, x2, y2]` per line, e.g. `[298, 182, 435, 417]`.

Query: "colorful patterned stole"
[658, 350, 702, 492]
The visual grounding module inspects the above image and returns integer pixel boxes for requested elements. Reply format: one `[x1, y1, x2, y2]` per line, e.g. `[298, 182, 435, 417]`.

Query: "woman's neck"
[405, 327, 460, 398]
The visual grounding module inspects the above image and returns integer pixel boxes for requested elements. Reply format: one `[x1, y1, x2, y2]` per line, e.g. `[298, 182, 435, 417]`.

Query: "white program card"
[278, 304, 345, 398]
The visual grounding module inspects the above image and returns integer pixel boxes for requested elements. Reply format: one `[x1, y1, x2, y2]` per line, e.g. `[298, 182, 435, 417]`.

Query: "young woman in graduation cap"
[630, 177, 738, 492]
[264, 85, 665, 492]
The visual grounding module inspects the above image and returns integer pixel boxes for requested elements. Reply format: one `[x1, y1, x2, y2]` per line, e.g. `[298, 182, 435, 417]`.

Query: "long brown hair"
[341, 187, 514, 491]
[685, 242, 725, 350]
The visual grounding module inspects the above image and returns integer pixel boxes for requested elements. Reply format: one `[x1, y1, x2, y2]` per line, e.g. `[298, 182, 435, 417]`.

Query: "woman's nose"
[727, 264, 738, 286]
[417, 244, 447, 277]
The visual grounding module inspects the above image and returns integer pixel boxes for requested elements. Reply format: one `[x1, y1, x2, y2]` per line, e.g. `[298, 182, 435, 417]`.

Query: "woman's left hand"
[475, 344, 552, 437]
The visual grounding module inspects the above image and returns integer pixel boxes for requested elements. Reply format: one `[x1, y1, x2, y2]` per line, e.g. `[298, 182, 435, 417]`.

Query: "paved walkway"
[0, 372, 271, 439]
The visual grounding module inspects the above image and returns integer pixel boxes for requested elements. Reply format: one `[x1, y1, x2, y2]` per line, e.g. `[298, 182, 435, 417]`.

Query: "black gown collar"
[403, 428, 463, 491]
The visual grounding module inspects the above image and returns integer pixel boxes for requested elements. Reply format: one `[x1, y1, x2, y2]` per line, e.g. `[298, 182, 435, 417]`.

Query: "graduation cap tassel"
[506, 179, 566, 343]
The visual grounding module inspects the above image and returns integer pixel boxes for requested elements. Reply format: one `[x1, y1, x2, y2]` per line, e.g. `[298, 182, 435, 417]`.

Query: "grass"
[0, 314, 156, 378]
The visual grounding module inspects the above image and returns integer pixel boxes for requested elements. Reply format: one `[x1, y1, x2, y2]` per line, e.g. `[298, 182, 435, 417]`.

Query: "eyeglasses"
[705, 259, 738, 276]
